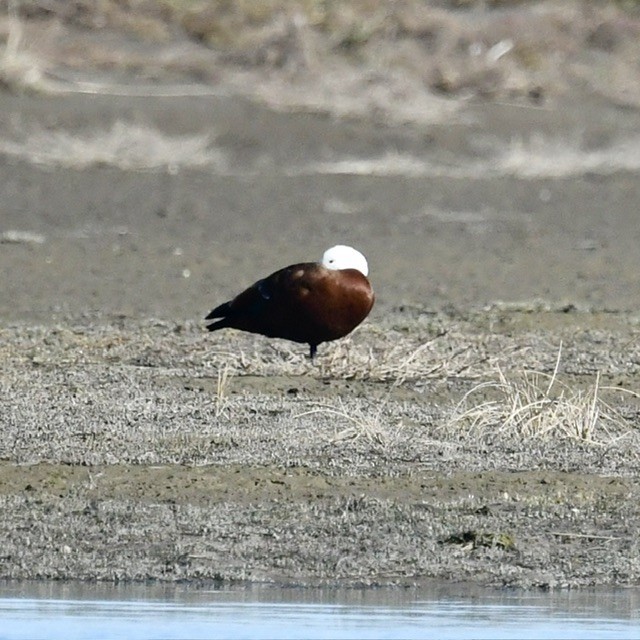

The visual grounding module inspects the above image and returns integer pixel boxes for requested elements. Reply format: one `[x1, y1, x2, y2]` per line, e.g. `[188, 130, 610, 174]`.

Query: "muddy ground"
[1, 1, 640, 589]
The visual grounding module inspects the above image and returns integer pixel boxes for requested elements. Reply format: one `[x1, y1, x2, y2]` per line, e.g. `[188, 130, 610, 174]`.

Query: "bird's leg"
[309, 344, 317, 361]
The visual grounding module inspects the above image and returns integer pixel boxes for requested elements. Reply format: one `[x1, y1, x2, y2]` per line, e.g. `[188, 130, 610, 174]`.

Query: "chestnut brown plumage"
[205, 245, 374, 359]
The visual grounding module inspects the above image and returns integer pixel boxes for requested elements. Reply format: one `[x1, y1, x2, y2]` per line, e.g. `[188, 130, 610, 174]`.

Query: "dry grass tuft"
[0, 122, 224, 171]
[321, 335, 446, 383]
[212, 362, 232, 418]
[445, 343, 636, 446]
[320, 327, 514, 383]
[495, 134, 640, 178]
[0, 3, 46, 92]
[296, 396, 398, 450]
[4, 0, 640, 115]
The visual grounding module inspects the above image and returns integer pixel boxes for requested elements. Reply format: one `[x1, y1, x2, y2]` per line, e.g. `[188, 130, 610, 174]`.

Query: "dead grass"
[4, 0, 640, 113]
[2, 316, 640, 474]
[198, 330, 494, 383]
[289, 132, 640, 180]
[495, 134, 640, 178]
[0, 122, 224, 171]
[295, 390, 403, 451]
[319, 327, 525, 384]
[444, 343, 637, 445]
[212, 362, 232, 418]
[0, 3, 46, 92]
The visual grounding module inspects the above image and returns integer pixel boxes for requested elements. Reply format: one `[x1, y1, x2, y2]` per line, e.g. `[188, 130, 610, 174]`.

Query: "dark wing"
[205, 263, 318, 340]
[205, 278, 272, 323]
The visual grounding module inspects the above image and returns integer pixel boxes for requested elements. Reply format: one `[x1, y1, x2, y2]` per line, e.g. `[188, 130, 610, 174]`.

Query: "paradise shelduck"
[205, 245, 374, 359]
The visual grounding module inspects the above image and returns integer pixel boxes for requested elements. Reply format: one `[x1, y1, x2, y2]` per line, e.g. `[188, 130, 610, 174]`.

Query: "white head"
[321, 245, 369, 277]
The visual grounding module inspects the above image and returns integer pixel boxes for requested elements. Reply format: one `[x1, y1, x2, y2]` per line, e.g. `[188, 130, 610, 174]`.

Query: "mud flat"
[1, 309, 639, 588]
[1, 1, 640, 588]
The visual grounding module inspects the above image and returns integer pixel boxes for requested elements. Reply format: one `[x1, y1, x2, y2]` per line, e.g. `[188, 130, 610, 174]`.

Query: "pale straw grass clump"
[295, 395, 401, 451]
[0, 122, 223, 172]
[212, 362, 232, 419]
[0, 3, 46, 92]
[496, 134, 640, 179]
[320, 327, 517, 384]
[321, 332, 446, 384]
[445, 343, 636, 446]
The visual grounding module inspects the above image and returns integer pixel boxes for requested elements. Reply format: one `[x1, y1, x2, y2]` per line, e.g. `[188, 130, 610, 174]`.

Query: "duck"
[205, 245, 374, 359]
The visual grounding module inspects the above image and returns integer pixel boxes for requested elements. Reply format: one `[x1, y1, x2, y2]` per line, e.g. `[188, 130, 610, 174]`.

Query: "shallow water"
[0, 582, 638, 640]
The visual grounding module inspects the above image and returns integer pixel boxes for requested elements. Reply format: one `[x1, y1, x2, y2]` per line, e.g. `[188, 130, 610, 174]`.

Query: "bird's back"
[206, 262, 373, 346]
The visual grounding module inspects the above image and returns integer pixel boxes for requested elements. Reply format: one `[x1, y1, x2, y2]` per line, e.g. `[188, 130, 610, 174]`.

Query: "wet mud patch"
[0, 462, 637, 588]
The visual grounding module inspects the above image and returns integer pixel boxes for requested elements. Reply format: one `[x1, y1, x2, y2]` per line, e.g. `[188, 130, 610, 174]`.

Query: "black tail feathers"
[206, 317, 231, 332]
[205, 302, 230, 321]
[205, 301, 232, 331]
